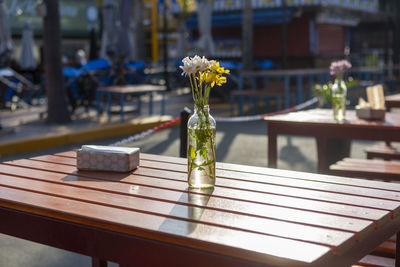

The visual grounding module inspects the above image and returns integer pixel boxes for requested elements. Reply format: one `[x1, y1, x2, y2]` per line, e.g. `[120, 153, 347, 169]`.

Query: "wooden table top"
[1, 152, 400, 266]
[264, 108, 400, 129]
[98, 84, 166, 94]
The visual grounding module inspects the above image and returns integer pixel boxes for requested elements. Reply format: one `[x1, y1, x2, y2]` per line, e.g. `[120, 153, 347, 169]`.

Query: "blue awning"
[186, 9, 294, 29]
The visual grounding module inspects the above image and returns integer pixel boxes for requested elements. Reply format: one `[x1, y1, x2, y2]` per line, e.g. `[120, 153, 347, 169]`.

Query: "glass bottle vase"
[187, 105, 216, 188]
[331, 78, 347, 121]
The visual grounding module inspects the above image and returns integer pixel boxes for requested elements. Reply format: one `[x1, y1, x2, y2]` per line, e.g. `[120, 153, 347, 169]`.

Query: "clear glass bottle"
[187, 105, 216, 188]
[331, 77, 347, 121]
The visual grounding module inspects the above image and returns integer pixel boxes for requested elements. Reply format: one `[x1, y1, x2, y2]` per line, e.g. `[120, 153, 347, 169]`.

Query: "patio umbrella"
[116, 0, 133, 59]
[196, 0, 215, 56]
[0, 0, 13, 67]
[100, 0, 117, 58]
[18, 22, 37, 70]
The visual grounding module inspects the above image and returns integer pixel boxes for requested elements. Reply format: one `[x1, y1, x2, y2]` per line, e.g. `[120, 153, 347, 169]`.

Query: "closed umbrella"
[100, 0, 117, 58]
[196, 0, 215, 56]
[18, 22, 37, 70]
[0, 0, 13, 66]
[116, 0, 133, 59]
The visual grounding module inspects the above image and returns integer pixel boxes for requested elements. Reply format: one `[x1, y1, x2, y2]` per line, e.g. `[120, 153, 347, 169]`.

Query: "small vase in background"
[187, 105, 216, 188]
[329, 60, 352, 121]
[331, 77, 347, 121]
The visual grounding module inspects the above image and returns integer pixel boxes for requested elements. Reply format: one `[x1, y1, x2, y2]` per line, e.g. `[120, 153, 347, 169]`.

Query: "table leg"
[161, 91, 165, 115]
[316, 137, 327, 174]
[284, 76, 290, 109]
[107, 93, 111, 121]
[120, 93, 124, 121]
[267, 125, 277, 168]
[296, 75, 303, 104]
[149, 92, 153, 115]
[96, 92, 101, 117]
[308, 75, 314, 99]
[138, 96, 142, 114]
[92, 257, 107, 267]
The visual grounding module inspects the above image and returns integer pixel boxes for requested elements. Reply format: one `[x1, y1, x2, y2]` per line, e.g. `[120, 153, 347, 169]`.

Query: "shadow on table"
[158, 187, 214, 235]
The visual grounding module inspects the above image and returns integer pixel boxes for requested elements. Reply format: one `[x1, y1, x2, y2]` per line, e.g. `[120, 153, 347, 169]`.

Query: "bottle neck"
[335, 72, 344, 82]
[194, 105, 210, 116]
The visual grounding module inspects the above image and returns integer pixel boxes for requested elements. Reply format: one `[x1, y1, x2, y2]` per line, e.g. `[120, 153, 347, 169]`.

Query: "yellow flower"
[211, 61, 230, 75]
[215, 75, 227, 86]
[201, 72, 227, 87]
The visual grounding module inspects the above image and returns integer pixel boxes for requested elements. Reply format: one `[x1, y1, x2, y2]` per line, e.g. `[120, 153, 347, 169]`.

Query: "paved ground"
[0, 87, 387, 267]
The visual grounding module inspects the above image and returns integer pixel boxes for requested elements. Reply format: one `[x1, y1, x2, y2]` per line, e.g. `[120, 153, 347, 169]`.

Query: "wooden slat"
[0, 161, 379, 231]
[342, 158, 400, 167]
[0, 173, 358, 251]
[0, 185, 332, 266]
[1, 159, 393, 224]
[2, 152, 400, 266]
[330, 159, 400, 180]
[0, 161, 377, 233]
[56, 151, 400, 193]
[25, 156, 400, 205]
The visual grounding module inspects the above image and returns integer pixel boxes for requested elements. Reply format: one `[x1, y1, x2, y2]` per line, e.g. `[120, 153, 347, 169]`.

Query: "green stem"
[189, 74, 198, 105]
[193, 73, 202, 106]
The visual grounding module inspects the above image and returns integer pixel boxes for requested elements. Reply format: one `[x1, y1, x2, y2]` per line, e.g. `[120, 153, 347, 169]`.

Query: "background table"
[96, 84, 166, 120]
[1, 152, 400, 266]
[264, 108, 400, 173]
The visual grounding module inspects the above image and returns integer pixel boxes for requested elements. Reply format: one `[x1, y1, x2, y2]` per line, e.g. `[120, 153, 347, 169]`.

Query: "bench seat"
[354, 254, 395, 267]
[330, 158, 400, 181]
[366, 143, 400, 160]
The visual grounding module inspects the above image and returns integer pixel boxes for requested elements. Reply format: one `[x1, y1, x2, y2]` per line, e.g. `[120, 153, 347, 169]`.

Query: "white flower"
[180, 55, 211, 76]
[180, 56, 196, 76]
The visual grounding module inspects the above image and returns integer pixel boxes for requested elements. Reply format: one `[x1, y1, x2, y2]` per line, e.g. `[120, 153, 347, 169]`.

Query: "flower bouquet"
[180, 56, 230, 188]
[314, 60, 354, 121]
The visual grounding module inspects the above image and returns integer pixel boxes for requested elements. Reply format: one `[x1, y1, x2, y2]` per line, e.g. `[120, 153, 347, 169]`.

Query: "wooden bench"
[365, 143, 400, 160]
[355, 254, 395, 267]
[330, 158, 399, 267]
[354, 235, 396, 267]
[330, 158, 400, 181]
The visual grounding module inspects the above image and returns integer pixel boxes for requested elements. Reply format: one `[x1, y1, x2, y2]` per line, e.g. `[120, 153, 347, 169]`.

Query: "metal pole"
[180, 107, 191, 158]
[163, 0, 170, 91]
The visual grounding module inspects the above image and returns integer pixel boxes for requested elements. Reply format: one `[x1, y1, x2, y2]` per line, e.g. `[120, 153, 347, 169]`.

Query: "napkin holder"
[355, 107, 385, 121]
[77, 145, 140, 172]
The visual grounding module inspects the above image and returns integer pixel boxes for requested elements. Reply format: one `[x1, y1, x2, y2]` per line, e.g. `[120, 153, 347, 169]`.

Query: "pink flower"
[330, 60, 352, 76]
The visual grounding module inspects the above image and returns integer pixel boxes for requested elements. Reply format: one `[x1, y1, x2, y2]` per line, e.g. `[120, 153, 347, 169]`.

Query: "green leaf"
[189, 146, 196, 159]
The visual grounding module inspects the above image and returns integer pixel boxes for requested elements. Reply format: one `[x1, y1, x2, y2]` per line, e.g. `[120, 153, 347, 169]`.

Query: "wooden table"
[1, 152, 400, 266]
[96, 84, 166, 121]
[386, 93, 400, 111]
[237, 67, 384, 115]
[264, 108, 400, 173]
